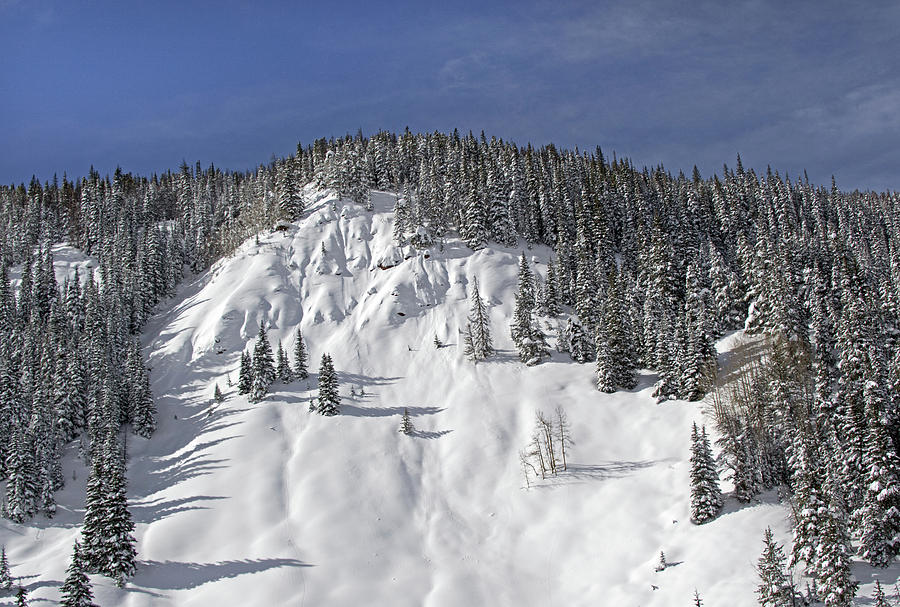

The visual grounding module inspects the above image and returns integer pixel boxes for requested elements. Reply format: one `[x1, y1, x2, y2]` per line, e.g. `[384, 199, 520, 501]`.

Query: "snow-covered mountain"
[0, 188, 816, 605]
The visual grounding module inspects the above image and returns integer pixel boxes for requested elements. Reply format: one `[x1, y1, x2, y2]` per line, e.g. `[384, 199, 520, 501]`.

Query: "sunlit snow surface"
[7, 188, 890, 606]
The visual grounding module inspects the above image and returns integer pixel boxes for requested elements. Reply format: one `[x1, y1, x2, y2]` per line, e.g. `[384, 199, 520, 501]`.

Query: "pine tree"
[511, 253, 535, 347]
[392, 189, 412, 245]
[293, 327, 308, 380]
[461, 183, 488, 250]
[689, 423, 723, 524]
[517, 320, 550, 366]
[791, 438, 829, 579]
[275, 341, 294, 383]
[564, 317, 594, 363]
[399, 408, 414, 435]
[213, 383, 224, 403]
[60, 541, 98, 607]
[718, 423, 763, 503]
[15, 585, 26, 607]
[238, 350, 252, 395]
[653, 319, 681, 402]
[4, 429, 37, 523]
[756, 527, 793, 607]
[654, 550, 667, 572]
[316, 353, 340, 416]
[81, 432, 136, 586]
[815, 506, 857, 607]
[463, 278, 494, 362]
[542, 260, 560, 317]
[854, 394, 900, 567]
[250, 325, 275, 402]
[596, 269, 637, 392]
[0, 546, 12, 591]
[128, 342, 156, 439]
[872, 580, 889, 607]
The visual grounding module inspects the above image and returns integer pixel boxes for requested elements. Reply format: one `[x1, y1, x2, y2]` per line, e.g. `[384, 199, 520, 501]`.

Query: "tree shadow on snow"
[138, 455, 231, 498]
[130, 494, 227, 525]
[566, 460, 658, 478]
[410, 429, 452, 439]
[338, 372, 401, 389]
[625, 371, 658, 393]
[22, 577, 62, 596]
[340, 405, 444, 418]
[132, 558, 312, 591]
[534, 460, 660, 487]
[480, 349, 519, 364]
[718, 487, 785, 518]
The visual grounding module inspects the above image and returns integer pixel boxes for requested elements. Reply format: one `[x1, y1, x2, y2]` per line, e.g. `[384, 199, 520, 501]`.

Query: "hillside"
[0, 188, 813, 606]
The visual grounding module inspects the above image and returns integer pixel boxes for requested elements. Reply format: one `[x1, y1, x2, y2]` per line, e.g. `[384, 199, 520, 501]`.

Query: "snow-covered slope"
[5, 189, 802, 606]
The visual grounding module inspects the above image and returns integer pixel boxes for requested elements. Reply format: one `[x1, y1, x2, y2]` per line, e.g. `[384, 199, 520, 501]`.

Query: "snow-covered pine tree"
[872, 580, 889, 607]
[238, 350, 252, 395]
[461, 183, 488, 250]
[518, 320, 550, 366]
[564, 317, 594, 363]
[275, 156, 303, 220]
[399, 408, 414, 435]
[128, 340, 156, 438]
[595, 321, 617, 393]
[689, 423, 723, 524]
[814, 504, 857, 607]
[293, 326, 308, 380]
[463, 278, 494, 362]
[596, 269, 636, 392]
[392, 187, 412, 245]
[3, 429, 37, 523]
[0, 546, 12, 590]
[717, 422, 763, 503]
[276, 340, 294, 383]
[250, 325, 275, 402]
[653, 319, 681, 403]
[680, 262, 717, 402]
[542, 260, 560, 317]
[654, 550, 667, 572]
[854, 387, 900, 567]
[316, 353, 340, 416]
[56, 348, 87, 444]
[14, 585, 26, 607]
[756, 527, 793, 607]
[790, 438, 829, 579]
[60, 541, 98, 607]
[214, 383, 224, 403]
[32, 400, 61, 518]
[81, 431, 136, 586]
[511, 253, 535, 349]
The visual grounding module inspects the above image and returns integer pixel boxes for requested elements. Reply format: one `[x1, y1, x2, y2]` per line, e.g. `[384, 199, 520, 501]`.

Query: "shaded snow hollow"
[5, 188, 817, 606]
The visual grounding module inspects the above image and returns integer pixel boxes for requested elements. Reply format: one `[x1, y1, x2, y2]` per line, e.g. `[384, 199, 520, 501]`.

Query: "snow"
[7, 242, 98, 290]
[3, 187, 882, 605]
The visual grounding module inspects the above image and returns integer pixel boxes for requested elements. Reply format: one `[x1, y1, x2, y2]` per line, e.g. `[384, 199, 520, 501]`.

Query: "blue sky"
[1, 0, 899, 191]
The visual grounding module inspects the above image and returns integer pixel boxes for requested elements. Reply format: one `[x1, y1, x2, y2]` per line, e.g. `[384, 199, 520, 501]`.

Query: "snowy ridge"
[4, 188, 796, 606]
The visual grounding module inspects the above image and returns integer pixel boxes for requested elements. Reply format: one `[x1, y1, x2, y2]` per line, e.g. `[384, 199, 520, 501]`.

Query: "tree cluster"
[238, 325, 308, 402]
[519, 407, 573, 487]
